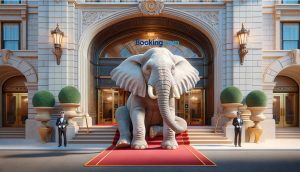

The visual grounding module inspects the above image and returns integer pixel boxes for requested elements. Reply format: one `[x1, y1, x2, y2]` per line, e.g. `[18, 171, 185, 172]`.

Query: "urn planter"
[248, 107, 266, 129]
[32, 90, 55, 143]
[60, 103, 80, 126]
[246, 90, 267, 129]
[58, 86, 81, 127]
[222, 103, 243, 126]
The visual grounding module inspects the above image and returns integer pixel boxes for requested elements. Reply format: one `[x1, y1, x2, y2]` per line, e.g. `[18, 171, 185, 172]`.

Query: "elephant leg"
[115, 106, 131, 148]
[161, 99, 178, 150]
[131, 107, 148, 149]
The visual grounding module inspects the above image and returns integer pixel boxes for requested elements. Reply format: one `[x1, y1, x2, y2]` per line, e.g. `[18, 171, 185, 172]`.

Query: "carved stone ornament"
[0, 49, 13, 64]
[289, 49, 300, 64]
[188, 11, 219, 30]
[138, 0, 164, 16]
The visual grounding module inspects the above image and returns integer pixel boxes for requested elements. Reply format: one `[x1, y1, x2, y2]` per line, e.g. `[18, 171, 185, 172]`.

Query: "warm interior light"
[147, 32, 155, 37]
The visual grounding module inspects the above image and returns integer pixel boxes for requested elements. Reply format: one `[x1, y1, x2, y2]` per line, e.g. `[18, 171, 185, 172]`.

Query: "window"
[282, 23, 300, 50]
[1, 0, 21, 4]
[282, 0, 300, 4]
[2, 23, 20, 50]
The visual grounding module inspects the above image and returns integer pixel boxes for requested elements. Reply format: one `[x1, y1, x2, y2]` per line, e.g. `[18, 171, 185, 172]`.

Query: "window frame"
[281, 22, 300, 50]
[1, 0, 21, 4]
[1, 22, 21, 50]
[282, 0, 300, 4]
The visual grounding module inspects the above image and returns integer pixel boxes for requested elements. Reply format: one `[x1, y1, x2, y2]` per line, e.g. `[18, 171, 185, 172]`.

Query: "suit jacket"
[56, 117, 68, 129]
[232, 117, 243, 128]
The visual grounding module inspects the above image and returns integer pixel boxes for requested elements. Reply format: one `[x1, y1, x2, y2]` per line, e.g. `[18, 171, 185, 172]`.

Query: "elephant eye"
[171, 65, 175, 74]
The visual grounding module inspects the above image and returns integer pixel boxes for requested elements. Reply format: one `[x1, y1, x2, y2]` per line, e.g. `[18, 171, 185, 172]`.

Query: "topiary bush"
[246, 90, 267, 107]
[220, 86, 243, 104]
[32, 90, 55, 107]
[58, 86, 81, 103]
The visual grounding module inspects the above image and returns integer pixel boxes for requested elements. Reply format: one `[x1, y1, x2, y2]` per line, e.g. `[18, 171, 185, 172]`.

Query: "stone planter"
[34, 107, 54, 143]
[34, 107, 53, 127]
[248, 107, 266, 129]
[222, 103, 243, 126]
[60, 103, 80, 126]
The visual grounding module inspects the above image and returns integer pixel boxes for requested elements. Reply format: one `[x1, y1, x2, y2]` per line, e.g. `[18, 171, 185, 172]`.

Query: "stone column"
[25, 82, 39, 140]
[260, 82, 276, 140]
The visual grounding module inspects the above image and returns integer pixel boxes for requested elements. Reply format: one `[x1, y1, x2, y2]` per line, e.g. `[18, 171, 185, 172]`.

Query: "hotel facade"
[0, 0, 299, 142]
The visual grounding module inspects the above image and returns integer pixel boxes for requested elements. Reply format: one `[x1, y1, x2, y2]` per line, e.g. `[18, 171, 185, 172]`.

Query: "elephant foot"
[161, 140, 178, 150]
[116, 137, 131, 148]
[131, 139, 148, 149]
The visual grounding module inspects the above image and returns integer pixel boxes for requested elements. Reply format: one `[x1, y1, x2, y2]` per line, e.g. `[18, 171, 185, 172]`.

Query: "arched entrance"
[88, 17, 214, 125]
[0, 66, 28, 128]
[2, 76, 28, 128]
[78, 7, 223, 126]
[273, 69, 300, 128]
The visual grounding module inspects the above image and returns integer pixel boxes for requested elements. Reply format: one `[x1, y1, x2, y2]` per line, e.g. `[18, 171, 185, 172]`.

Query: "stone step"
[77, 132, 117, 135]
[0, 135, 25, 138]
[190, 139, 232, 144]
[0, 128, 25, 139]
[68, 139, 113, 144]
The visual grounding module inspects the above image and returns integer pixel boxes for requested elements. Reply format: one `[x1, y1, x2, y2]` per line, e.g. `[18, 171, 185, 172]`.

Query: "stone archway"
[77, 7, 224, 119]
[0, 51, 38, 138]
[262, 50, 300, 138]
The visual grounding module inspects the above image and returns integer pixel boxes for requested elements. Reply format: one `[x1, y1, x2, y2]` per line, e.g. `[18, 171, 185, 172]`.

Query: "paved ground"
[0, 150, 300, 172]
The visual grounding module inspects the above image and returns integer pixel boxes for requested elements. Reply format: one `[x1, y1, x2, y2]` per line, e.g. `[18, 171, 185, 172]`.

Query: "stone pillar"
[37, 0, 81, 140]
[260, 82, 276, 141]
[25, 82, 39, 140]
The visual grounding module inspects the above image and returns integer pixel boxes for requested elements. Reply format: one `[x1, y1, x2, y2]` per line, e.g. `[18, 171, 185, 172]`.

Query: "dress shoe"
[58, 145, 61, 147]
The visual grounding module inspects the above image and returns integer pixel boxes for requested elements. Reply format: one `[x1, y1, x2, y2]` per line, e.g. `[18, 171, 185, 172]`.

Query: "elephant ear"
[173, 55, 200, 95]
[110, 54, 146, 97]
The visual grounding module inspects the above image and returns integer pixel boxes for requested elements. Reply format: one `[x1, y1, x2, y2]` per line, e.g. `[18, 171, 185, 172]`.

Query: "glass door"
[273, 93, 298, 127]
[175, 89, 205, 125]
[98, 89, 129, 125]
[3, 93, 28, 127]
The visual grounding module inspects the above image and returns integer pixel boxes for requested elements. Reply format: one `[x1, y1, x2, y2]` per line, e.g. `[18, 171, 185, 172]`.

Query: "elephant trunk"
[155, 68, 186, 133]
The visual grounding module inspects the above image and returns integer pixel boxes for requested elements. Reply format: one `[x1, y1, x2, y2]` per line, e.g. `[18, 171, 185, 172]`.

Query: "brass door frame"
[3, 93, 27, 128]
[98, 89, 129, 125]
[274, 93, 298, 128]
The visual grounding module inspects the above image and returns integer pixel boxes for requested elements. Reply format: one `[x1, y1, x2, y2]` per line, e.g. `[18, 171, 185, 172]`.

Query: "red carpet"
[85, 130, 216, 167]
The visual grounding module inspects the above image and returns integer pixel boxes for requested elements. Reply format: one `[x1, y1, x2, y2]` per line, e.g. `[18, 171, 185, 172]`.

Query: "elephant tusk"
[148, 85, 158, 99]
[173, 85, 180, 99]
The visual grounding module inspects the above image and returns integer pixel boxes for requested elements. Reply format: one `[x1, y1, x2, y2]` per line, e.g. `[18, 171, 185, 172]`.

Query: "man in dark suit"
[56, 111, 68, 147]
[232, 111, 243, 147]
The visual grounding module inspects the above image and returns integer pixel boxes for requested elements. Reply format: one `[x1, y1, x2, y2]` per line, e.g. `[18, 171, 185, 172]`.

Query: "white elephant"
[110, 48, 200, 149]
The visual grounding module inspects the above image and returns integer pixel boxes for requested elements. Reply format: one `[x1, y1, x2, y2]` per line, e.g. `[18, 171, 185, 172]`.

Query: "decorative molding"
[289, 49, 300, 64]
[0, 49, 13, 64]
[185, 11, 219, 30]
[25, 82, 38, 90]
[82, 11, 116, 31]
[138, 0, 164, 16]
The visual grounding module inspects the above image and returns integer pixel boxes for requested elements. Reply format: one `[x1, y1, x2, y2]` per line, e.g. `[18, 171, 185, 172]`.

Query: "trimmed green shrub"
[58, 86, 81, 103]
[220, 86, 243, 104]
[246, 90, 267, 107]
[32, 90, 55, 107]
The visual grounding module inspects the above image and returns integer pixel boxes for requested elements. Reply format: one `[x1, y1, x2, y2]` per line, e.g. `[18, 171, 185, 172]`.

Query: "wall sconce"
[51, 24, 64, 65]
[237, 23, 250, 65]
